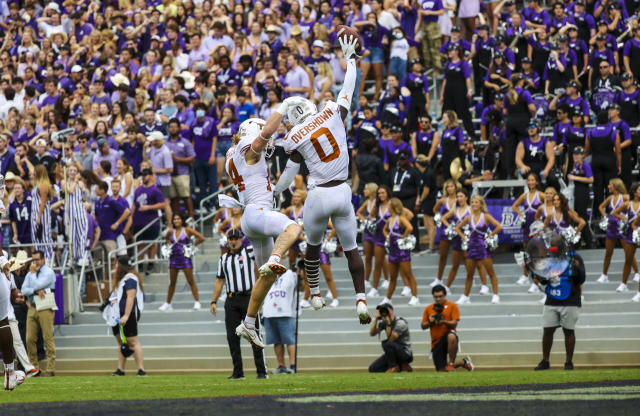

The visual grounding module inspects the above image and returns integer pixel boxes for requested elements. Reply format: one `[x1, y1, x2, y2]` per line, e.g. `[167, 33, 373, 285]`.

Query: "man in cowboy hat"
[143, 131, 174, 199]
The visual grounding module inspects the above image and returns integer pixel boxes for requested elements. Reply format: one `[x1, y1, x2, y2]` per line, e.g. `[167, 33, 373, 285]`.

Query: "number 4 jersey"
[283, 101, 349, 185]
[225, 135, 273, 208]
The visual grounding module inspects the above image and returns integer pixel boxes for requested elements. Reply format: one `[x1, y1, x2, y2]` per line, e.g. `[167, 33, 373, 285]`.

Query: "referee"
[211, 229, 268, 380]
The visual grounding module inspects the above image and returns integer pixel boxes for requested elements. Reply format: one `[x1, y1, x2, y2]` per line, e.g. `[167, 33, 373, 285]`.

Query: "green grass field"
[1, 369, 639, 404]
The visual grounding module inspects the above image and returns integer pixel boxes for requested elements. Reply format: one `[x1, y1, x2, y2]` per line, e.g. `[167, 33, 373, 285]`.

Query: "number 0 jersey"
[225, 135, 273, 208]
[283, 101, 349, 185]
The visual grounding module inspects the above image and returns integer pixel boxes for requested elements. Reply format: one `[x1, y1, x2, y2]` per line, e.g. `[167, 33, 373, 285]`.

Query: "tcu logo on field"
[501, 207, 515, 227]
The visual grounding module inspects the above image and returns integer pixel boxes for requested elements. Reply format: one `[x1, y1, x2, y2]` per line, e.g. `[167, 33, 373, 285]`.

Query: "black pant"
[400, 197, 420, 251]
[504, 117, 528, 179]
[591, 156, 616, 217]
[224, 294, 267, 377]
[368, 340, 413, 372]
[574, 183, 593, 247]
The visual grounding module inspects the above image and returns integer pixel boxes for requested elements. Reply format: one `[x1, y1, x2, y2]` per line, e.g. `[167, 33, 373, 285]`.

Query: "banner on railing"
[486, 199, 524, 245]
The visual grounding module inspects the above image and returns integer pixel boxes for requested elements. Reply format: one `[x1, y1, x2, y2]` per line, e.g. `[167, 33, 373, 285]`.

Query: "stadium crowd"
[1, 0, 640, 381]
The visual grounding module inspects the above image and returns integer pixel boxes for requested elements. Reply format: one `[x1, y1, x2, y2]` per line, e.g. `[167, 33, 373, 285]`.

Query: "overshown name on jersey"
[286, 106, 335, 144]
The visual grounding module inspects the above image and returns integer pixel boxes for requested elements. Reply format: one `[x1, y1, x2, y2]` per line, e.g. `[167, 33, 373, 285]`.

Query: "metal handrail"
[106, 239, 165, 292]
[132, 216, 163, 263]
[196, 184, 234, 236]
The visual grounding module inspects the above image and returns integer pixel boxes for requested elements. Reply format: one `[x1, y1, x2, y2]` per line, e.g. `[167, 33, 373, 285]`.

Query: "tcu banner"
[486, 199, 524, 245]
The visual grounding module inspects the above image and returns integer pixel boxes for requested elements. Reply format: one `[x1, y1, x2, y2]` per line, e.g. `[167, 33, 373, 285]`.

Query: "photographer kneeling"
[368, 303, 413, 373]
[421, 285, 474, 372]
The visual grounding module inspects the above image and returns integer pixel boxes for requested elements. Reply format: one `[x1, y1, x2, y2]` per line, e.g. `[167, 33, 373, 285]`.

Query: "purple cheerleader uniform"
[438, 198, 456, 242]
[538, 205, 554, 225]
[623, 202, 640, 245]
[363, 200, 377, 244]
[549, 212, 576, 249]
[169, 228, 192, 269]
[523, 191, 542, 242]
[606, 195, 624, 240]
[388, 217, 411, 263]
[467, 213, 491, 260]
[451, 206, 470, 252]
[374, 206, 392, 247]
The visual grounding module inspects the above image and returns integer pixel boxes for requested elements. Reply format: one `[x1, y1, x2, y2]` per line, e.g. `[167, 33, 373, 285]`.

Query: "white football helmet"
[238, 118, 266, 139]
[287, 97, 317, 126]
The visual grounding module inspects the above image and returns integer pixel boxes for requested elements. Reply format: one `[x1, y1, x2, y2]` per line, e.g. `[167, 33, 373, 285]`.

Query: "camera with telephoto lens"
[433, 303, 444, 323]
[376, 303, 390, 318]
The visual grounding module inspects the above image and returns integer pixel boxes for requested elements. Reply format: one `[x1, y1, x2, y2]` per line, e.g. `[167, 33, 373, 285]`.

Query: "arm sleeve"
[337, 58, 357, 111]
[274, 158, 301, 194]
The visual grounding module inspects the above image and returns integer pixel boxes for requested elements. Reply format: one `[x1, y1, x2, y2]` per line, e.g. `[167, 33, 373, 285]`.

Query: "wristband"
[211, 300, 216, 305]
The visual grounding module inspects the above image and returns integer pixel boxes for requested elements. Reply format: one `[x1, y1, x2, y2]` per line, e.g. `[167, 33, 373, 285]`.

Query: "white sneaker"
[310, 294, 325, 310]
[616, 283, 629, 293]
[581, 295, 585, 303]
[259, 260, 287, 279]
[300, 299, 311, 308]
[380, 297, 392, 305]
[632, 292, 640, 302]
[401, 286, 412, 297]
[516, 275, 529, 286]
[456, 295, 470, 305]
[356, 299, 372, 324]
[445, 285, 452, 296]
[408, 296, 419, 306]
[491, 294, 500, 304]
[193, 301, 202, 310]
[528, 283, 540, 293]
[479, 285, 490, 295]
[381, 280, 390, 289]
[235, 322, 265, 349]
[430, 279, 443, 287]
[596, 274, 609, 283]
[538, 295, 547, 304]
[367, 288, 379, 297]
[364, 280, 372, 290]
[325, 291, 334, 300]
[329, 298, 339, 308]
[158, 302, 173, 312]
[634, 273, 640, 283]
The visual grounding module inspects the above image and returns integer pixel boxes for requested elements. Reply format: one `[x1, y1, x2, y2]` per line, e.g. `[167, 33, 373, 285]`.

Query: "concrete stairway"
[52, 243, 640, 375]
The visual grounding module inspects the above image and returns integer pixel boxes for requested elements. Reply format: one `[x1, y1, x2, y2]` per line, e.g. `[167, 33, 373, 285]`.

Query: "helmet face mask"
[287, 98, 317, 126]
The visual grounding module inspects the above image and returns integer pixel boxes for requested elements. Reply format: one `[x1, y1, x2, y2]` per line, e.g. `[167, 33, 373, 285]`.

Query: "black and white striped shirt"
[217, 246, 256, 294]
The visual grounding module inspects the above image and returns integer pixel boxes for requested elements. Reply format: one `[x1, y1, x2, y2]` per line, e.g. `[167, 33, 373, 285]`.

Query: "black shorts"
[432, 331, 458, 370]
[112, 316, 138, 338]
[133, 224, 160, 241]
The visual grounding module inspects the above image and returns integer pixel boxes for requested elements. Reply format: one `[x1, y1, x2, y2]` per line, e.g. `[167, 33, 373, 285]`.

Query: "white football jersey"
[283, 101, 348, 185]
[225, 135, 273, 208]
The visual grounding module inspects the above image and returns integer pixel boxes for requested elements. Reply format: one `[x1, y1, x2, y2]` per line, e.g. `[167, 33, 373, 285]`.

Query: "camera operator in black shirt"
[368, 303, 413, 373]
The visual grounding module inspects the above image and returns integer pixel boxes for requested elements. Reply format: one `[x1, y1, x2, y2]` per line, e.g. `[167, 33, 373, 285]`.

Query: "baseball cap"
[53, 62, 64, 70]
[140, 168, 153, 176]
[227, 228, 244, 239]
[416, 154, 429, 164]
[494, 92, 505, 100]
[557, 35, 568, 43]
[574, 0, 585, 5]
[312, 40, 324, 49]
[596, 34, 607, 40]
[398, 149, 411, 159]
[621, 73, 634, 81]
[571, 107, 583, 117]
[190, 91, 201, 100]
[451, 26, 460, 32]
[35, 138, 47, 147]
[597, 20, 608, 27]
[97, 137, 108, 147]
[477, 24, 489, 32]
[573, 146, 585, 154]
[608, 103, 621, 111]
[567, 80, 579, 88]
[521, 56, 532, 64]
[71, 65, 83, 73]
[391, 124, 403, 133]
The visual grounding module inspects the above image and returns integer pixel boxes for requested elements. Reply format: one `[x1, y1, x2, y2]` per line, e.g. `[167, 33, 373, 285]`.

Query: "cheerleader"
[30, 165, 54, 264]
[544, 193, 586, 242]
[367, 185, 393, 297]
[511, 172, 544, 285]
[612, 183, 640, 293]
[321, 221, 340, 308]
[596, 179, 636, 284]
[535, 187, 557, 223]
[356, 183, 379, 290]
[158, 213, 206, 312]
[281, 190, 306, 269]
[456, 196, 503, 305]
[381, 198, 419, 306]
[431, 179, 458, 287]
[62, 164, 89, 265]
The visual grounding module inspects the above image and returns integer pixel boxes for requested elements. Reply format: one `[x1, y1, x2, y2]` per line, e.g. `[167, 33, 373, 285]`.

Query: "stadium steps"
[49, 249, 640, 374]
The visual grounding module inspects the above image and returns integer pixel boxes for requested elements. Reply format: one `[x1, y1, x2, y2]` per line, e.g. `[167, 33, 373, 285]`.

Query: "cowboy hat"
[265, 25, 282, 34]
[179, 71, 195, 89]
[146, 131, 166, 142]
[51, 31, 68, 44]
[290, 25, 302, 36]
[9, 250, 32, 272]
[110, 73, 130, 87]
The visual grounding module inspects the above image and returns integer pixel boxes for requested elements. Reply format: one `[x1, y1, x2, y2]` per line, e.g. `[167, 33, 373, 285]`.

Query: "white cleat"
[596, 274, 609, 283]
[430, 279, 443, 287]
[259, 260, 287, 279]
[456, 295, 470, 305]
[516, 275, 529, 286]
[616, 283, 629, 293]
[329, 298, 339, 308]
[356, 299, 372, 324]
[479, 285, 490, 295]
[528, 283, 540, 293]
[631, 292, 640, 302]
[310, 294, 325, 310]
[367, 288, 379, 297]
[491, 294, 500, 304]
[381, 279, 390, 289]
[15, 371, 25, 386]
[300, 299, 311, 309]
[235, 322, 265, 349]
[538, 295, 547, 304]
[158, 302, 173, 312]
[408, 296, 419, 306]
[634, 273, 640, 283]
[401, 286, 412, 297]
[4, 370, 24, 391]
[193, 301, 202, 310]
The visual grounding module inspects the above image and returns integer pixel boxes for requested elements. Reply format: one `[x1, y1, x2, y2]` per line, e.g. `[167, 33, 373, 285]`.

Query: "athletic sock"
[310, 287, 321, 296]
[244, 315, 256, 328]
[4, 363, 14, 372]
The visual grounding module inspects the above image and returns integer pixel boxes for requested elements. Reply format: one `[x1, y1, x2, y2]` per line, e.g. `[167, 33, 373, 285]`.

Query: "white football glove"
[339, 34, 359, 59]
[276, 96, 304, 116]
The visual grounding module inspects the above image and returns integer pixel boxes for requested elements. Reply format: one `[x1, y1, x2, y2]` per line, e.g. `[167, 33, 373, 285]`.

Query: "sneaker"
[516, 275, 529, 286]
[564, 361, 574, 370]
[400, 363, 413, 372]
[193, 301, 202, 310]
[289, 365, 297, 373]
[445, 285, 452, 296]
[400, 286, 412, 297]
[367, 288, 379, 297]
[325, 291, 334, 300]
[356, 299, 372, 324]
[381, 279, 390, 289]
[228, 374, 245, 380]
[257, 373, 269, 379]
[26, 368, 40, 378]
[310, 294, 325, 310]
[596, 274, 609, 283]
[634, 273, 640, 283]
[329, 298, 339, 308]
[380, 297, 392, 305]
[385, 365, 400, 373]
[539, 295, 547, 304]
[616, 283, 629, 292]
[300, 299, 311, 308]
[158, 302, 173, 312]
[272, 366, 289, 374]
[462, 356, 474, 371]
[456, 295, 470, 305]
[430, 279, 443, 287]
[111, 369, 125, 376]
[136, 369, 147, 377]
[528, 283, 540, 293]
[534, 359, 550, 371]
[364, 280, 372, 290]
[235, 322, 265, 349]
[491, 294, 500, 304]
[479, 285, 490, 295]
[408, 296, 419, 306]
[258, 260, 287, 279]
[632, 292, 640, 302]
